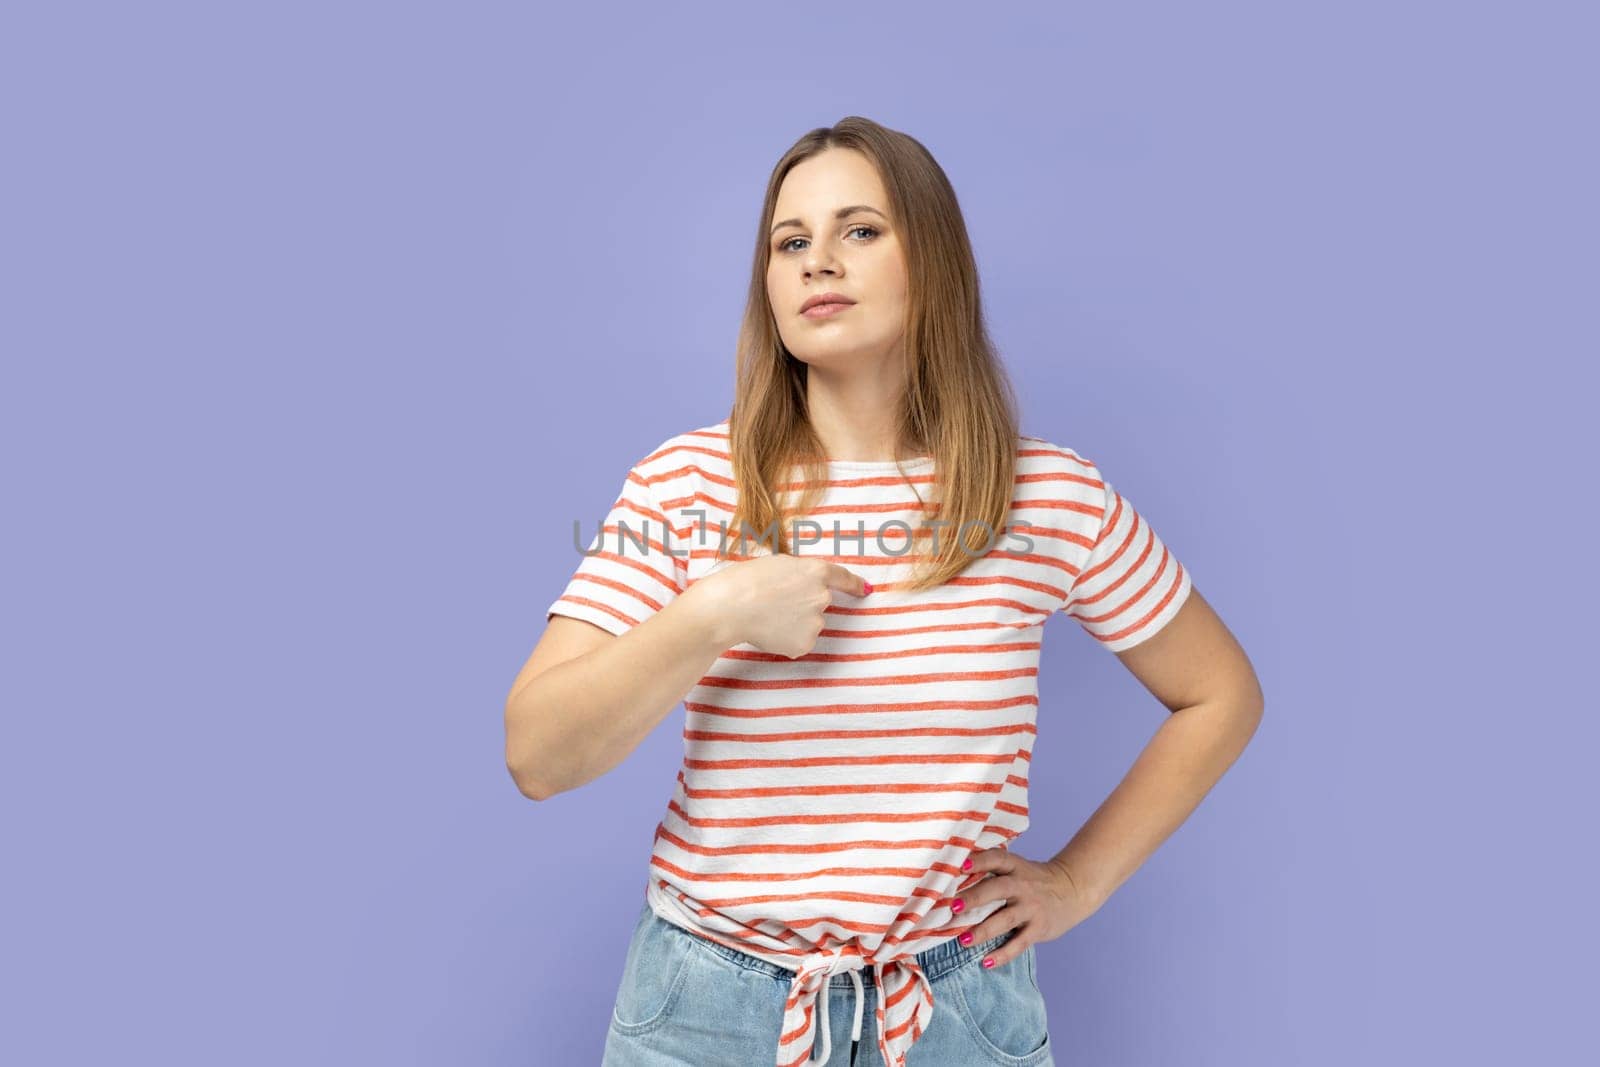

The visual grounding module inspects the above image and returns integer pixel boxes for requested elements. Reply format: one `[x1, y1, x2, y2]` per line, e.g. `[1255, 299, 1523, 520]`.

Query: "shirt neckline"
[820, 455, 934, 471]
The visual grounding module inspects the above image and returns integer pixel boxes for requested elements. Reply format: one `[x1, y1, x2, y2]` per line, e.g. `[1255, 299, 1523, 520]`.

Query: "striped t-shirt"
[546, 419, 1192, 1067]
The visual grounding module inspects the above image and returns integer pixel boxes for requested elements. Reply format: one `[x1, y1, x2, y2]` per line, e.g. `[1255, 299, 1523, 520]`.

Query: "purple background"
[5, 3, 1594, 1065]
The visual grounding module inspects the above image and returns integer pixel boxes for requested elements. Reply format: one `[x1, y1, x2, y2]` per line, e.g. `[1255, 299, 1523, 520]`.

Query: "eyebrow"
[769, 204, 887, 238]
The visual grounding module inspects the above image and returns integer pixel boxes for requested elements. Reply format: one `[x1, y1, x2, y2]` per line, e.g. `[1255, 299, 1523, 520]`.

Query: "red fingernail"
[951, 898, 964, 914]
[959, 932, 973, 946]
[961, 858, 972, 871]
[862, 581, 873, 595]
[983, 957, 995, 969]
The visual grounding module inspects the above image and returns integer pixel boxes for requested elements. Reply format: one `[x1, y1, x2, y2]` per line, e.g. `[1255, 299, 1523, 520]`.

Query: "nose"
[802, 247, 839, 277]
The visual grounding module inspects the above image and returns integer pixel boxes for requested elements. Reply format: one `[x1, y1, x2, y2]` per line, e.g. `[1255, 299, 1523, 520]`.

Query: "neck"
[802, 350, 912, 462]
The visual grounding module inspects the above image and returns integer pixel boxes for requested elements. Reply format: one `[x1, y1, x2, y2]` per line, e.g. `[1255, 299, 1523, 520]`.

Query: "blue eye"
[777, 224, 879, 254]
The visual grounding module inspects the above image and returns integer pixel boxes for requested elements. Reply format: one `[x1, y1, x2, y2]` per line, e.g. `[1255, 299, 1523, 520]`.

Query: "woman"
[506, 116, 1263, 1066]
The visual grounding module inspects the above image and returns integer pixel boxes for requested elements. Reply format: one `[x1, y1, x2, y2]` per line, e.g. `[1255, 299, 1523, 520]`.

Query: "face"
[766, 147, 909, 374]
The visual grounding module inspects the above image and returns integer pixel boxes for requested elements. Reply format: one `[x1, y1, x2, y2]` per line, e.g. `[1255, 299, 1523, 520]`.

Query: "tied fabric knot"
[778, 948, 934, 1067]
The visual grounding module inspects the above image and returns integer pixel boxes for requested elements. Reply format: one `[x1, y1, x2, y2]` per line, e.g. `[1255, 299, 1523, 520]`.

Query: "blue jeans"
[602, 898, 1055, 1066]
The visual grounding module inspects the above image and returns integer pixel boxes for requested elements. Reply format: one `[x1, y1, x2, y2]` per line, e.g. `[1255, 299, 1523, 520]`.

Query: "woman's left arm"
[947, 588, 1260, 966]
[954, 586, 1264, 966]
[1045, 585, 1265, 905]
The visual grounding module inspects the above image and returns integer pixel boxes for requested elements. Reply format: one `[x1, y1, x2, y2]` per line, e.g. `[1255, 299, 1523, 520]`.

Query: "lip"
[802, 302, 854, 319]
[800, 292, 856, 315]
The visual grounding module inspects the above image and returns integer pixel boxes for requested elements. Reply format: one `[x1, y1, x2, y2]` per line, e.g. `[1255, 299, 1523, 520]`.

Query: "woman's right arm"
[504, 556, 870, 801]
[504, 580, 736, 801]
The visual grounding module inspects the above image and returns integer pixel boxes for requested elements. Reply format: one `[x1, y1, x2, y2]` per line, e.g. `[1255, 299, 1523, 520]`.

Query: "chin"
[790, 336, 891, 365]
[787, 346, 861, 369]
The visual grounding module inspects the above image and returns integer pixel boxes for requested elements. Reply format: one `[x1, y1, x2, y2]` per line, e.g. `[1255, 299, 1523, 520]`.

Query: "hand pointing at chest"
[695, 554, 872, 659]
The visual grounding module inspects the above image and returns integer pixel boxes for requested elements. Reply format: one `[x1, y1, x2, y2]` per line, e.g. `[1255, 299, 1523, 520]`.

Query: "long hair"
[718, 116, 1021, 593]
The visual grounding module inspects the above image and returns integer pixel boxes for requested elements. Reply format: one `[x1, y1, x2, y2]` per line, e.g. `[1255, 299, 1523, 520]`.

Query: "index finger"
[822, 563, 872, 597]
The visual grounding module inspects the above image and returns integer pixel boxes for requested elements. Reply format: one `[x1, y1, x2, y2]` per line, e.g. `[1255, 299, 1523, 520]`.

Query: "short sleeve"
[545, 456, 686, 636]
[1062, 473, 1192, 652]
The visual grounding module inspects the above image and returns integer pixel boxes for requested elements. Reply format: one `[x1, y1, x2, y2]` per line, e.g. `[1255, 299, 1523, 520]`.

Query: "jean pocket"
[948, 941, 1053, 1066]
[609, 906, 695, 1037]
